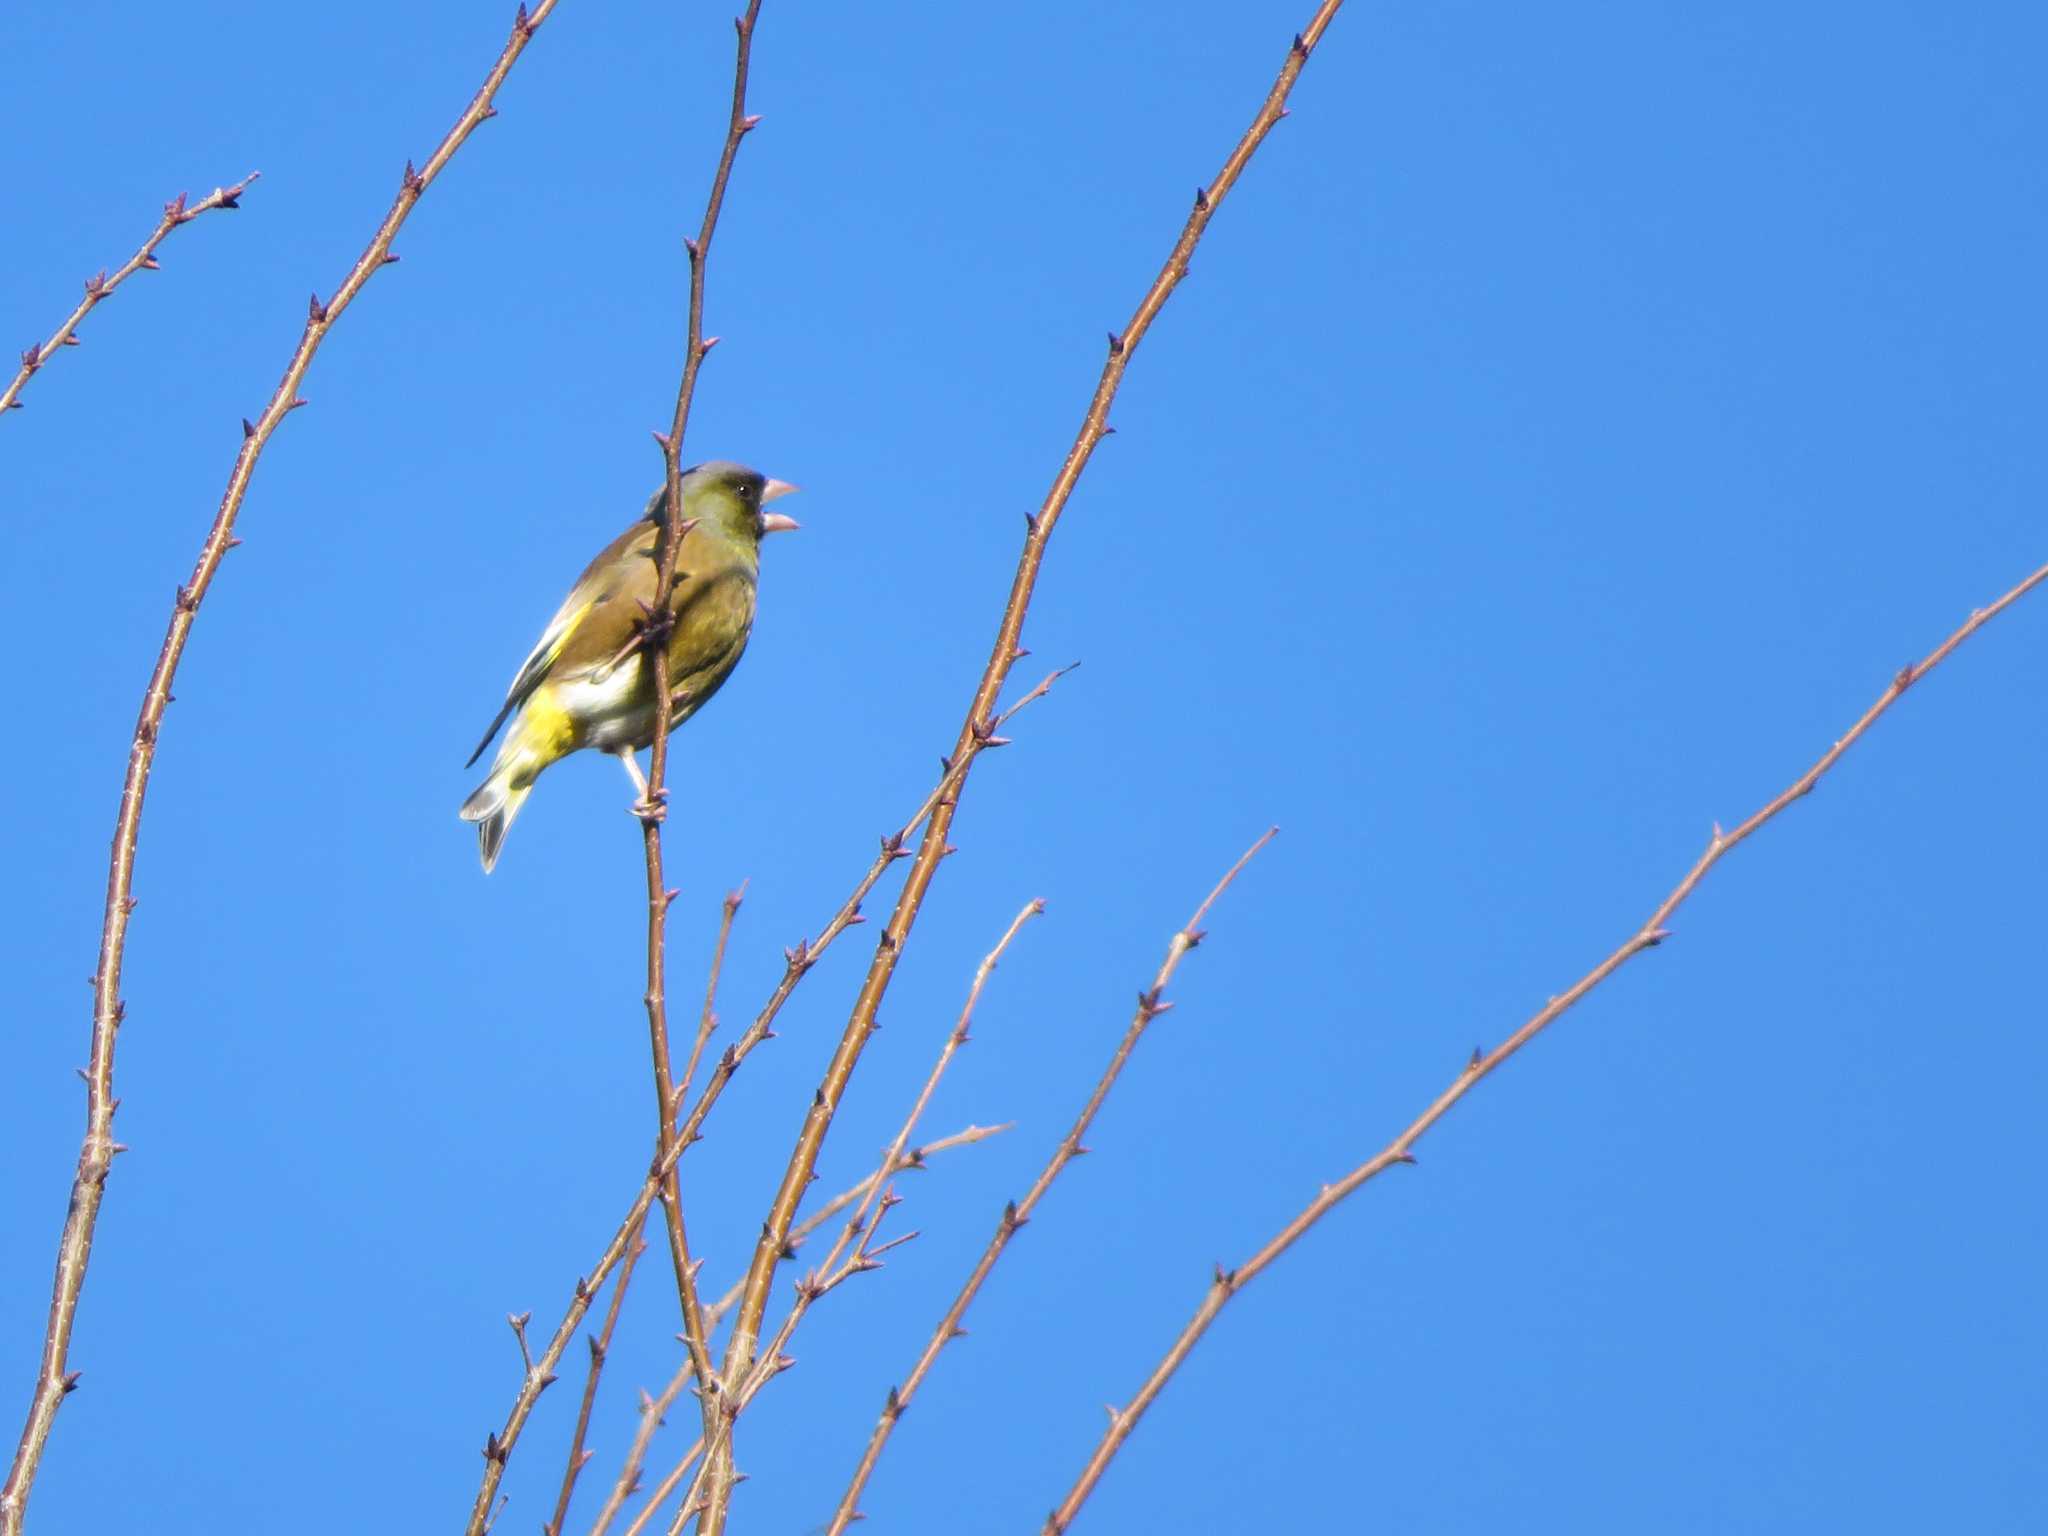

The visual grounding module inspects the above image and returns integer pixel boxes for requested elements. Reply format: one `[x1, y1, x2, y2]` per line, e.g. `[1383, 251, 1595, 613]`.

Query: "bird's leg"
[616, 748, 667, 822]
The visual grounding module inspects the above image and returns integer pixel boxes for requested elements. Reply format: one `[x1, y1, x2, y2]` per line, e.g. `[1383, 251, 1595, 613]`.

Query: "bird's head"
[677, 460, 801, 545]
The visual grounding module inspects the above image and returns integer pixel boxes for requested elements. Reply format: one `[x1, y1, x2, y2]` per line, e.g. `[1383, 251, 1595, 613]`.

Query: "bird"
[459, 460, 799, 871]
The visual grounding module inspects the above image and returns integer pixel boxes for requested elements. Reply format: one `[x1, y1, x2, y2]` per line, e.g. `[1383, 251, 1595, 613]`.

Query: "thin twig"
[826, 831, 1275, 1534]
[617, 1437, 705, 1536]
[1043, 558, 2048, 1534]
[707, 4, 1341, 1526]
[698, 1121, 1013, 1331]
[549, 893, 736, 1536]
[469, 679, 1064, 1534]
[678, 887, 745, 1117]
[1, 10, 564, 1533]
[586, 1362, 696, 1536]
[636, 0, 765, 1432]
[0, 173, 260, 418]
[584, 1122, 1012, 1536]
[806, 903, 1043, 1297]
[709, 901, 1045, 1463]
[543, 1226, 648, 1536]
[675, 664, 1075, 1165]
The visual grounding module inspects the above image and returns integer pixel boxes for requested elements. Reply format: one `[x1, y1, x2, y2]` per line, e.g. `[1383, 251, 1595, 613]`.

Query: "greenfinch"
[460, 460, 799, 871]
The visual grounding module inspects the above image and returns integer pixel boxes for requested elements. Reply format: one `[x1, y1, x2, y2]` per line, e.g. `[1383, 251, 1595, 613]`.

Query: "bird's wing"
[464, 516, 656, 767]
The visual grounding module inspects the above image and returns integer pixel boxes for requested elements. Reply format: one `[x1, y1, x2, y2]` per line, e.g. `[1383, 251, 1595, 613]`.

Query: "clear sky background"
[4, 2, 2045, 1532]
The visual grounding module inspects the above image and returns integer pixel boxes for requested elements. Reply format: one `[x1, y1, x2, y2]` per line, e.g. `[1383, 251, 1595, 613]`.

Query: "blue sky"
[4, 2, 2045, 1532]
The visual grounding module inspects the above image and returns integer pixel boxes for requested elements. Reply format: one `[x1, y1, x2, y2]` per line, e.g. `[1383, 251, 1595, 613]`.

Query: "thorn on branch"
[1894, 661, 1919, 691]
[308, 293, 328, 324]
[1292, 32, 1308, 56]
[484, 1430, 507, 1463]
[739, 114, 764, 133]
[1467, 1046, 1483, 1071]
[381, 251, 400, 265]
[84, 271, 109, 298]
[1000, 1200, 1026, 1235]
[402, 159, 424, 194]
[165, 192, 189, 221]
[1194, 186, 1209, 209]
[481, 103, 499, 120]
[242, 418, 255, 438]
[514, 3, 533, 38]
[1107, 330, 1125, 356]
[61, 1372, 82, 1395]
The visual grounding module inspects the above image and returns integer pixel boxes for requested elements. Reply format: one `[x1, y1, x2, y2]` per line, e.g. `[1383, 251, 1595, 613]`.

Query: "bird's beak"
[760, 478, 800, 534]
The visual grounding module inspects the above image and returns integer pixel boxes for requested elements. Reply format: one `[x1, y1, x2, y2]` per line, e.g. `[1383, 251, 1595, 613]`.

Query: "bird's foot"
[630, 787, 670, 824]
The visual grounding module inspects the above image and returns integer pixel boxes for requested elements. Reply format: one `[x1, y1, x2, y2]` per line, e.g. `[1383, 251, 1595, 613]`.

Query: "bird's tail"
[458, 770, 533, 874]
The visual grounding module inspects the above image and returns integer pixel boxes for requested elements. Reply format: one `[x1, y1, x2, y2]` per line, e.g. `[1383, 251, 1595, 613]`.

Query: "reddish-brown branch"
[635, 0, 766, 1433]
[0, 172, 260, 418]
[1041, 559, 2048, 1533]
[541, 1224, 648, 1536]
[699, 900, 1047, 1477]
[543, 891, 737, 1536]
[586, 1360, 697, 1536]
[825, 831, 1275, 1534]
[1, 10, 565, 1533]
[708, 10, 1344, 1533]
[471, 681, 1061, 1536]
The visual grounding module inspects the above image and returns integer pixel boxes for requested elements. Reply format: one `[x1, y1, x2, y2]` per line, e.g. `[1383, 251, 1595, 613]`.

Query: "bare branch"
[635, 0, 766, 1437]
[542, 1227, 648, 1536]
[716, 902, 1046, 1454]
[825, 831, 1275, 1534]
[713, 4, 1346, 1528]
[2, 8, 566, 1532]
[585, 1361, 695, 1536]
[616, 1436, 705, 1536]
[1041, 556, 2048, 1533]
[0, 172, 260, 419]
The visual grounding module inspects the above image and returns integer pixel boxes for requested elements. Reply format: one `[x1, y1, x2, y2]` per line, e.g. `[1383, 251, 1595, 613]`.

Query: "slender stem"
[617, 1438, 705, 1536]
[638, 0, 766, 1431]
[586, 1362, 696, 1536]
[825, 832, 1276, 1534]
[1042, 557, 2048, 1533]
[473, 677, 1063, 1536]
[547, 885, 738, 1535]
[708, 10, 1346, 1534]
[713, 902, 1047, 1452]
[1, 10, 564, 1533]
[0, 173, 260, 418]
[698, 1121, 1013, 1332]
[542, 1224, 648, 1536]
